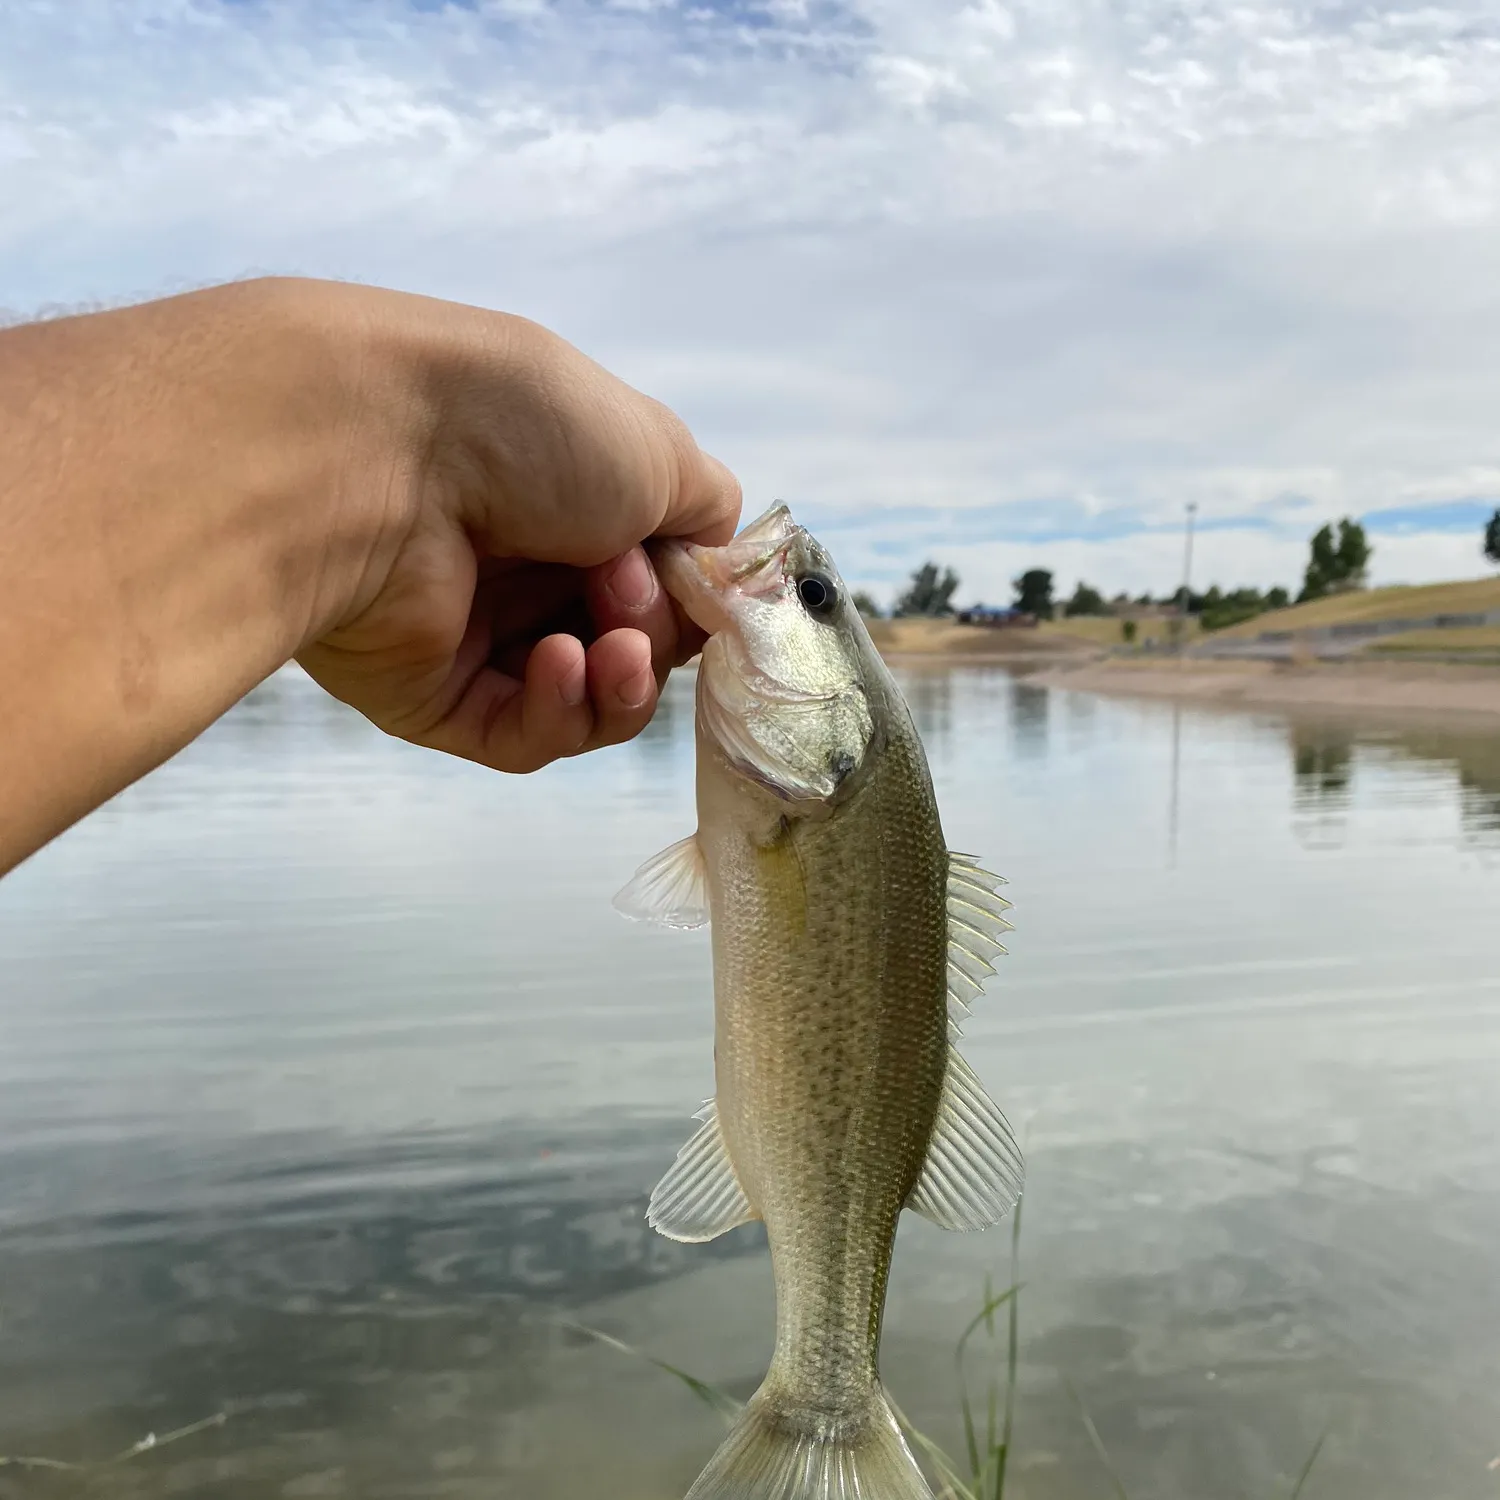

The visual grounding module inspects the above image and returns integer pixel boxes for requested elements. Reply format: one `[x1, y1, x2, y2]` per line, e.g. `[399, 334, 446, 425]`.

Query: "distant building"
[955, 606, 1037, 628]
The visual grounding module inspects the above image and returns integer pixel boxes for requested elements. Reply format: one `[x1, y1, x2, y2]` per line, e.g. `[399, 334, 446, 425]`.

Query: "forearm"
[0, 280, 403, 873]
[0, 277, 738, 874]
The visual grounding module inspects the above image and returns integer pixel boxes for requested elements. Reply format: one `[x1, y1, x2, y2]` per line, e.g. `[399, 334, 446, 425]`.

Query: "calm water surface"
[2, 666, 1498, 1499]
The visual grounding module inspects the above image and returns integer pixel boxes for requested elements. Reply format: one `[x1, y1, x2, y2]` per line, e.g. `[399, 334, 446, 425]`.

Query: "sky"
[4, 0, 1500, 607]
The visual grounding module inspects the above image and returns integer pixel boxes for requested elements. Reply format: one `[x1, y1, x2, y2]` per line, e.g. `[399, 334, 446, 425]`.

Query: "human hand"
[293, 283, 741, 772]
[0, 277, 739, 872]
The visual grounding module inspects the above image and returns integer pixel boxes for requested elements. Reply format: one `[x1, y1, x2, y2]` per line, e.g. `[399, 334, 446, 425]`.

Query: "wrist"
[233, 278, 430, 654]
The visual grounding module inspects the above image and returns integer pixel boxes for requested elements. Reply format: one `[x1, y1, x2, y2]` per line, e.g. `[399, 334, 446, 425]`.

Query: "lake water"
[2, 664, 1498, 1500]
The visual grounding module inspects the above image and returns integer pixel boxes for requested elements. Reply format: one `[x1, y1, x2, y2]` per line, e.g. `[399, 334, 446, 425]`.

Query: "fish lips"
[650, 503, 801, 637]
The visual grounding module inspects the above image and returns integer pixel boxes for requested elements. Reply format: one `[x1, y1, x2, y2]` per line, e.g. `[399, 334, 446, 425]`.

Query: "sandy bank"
[865, 616, 1094, 661]
[1032, 656, 1500, 720]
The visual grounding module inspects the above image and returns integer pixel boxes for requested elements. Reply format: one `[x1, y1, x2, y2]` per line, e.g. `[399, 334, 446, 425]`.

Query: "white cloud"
[3, 0, 1500, 598]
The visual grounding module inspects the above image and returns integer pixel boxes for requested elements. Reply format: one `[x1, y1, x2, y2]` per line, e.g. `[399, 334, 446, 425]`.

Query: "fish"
[615, 503, 1022, 1500]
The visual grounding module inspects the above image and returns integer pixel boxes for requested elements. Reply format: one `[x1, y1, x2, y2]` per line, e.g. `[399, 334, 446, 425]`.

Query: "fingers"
[582, 628, 659, 748]
[418, 303, 742, 565]
[416, 627, 660, 773]
[588, 546, 681, 686]
[663, 446, 742, 549]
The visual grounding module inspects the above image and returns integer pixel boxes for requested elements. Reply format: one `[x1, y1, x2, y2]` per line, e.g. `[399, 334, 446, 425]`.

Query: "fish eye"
[796, 572, 838, 616]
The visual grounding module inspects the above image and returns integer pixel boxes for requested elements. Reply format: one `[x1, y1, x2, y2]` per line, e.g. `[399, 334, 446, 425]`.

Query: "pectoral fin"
[906, 1047, 1023, 1231]
[613, 834, 710, 929]
[648, 1100, 758, 1243]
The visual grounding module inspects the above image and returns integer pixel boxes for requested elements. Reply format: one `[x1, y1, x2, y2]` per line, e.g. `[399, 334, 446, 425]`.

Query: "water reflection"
[1376, 720, 1500, 845]
[3, 667, 1499, 1499]
[897, 667, 955, 755]
[1007, 679, 1050, 758]
[1292, 732, 1354, 802]
[1286, 716, 1500, 849]
[0, 1123, 762, 1498]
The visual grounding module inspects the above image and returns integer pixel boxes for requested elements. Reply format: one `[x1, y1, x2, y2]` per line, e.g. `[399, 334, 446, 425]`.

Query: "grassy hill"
[865, 617, 1093, 656]
[1214, 576, 1500, 638]
[1041, 615, 1200, 648]
[1368, 624, 1500, 655]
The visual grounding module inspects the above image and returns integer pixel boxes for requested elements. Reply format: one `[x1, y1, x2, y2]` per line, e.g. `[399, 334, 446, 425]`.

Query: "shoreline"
[1027, 656, 1500, 721]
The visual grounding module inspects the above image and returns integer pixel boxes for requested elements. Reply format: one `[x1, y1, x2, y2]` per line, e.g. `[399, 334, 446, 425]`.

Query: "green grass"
[1041, 616, 1199, 648]
[1213, 576, 1500, 638]
[1365, 625, 1500, 654]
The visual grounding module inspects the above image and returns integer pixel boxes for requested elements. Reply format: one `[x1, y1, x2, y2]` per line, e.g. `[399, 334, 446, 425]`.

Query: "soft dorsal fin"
[648, 1100, 759, 1243]
[613, 834, 710, 929]
[906, 1046, 1024, 1232]
[945, 851, 1013, 1034]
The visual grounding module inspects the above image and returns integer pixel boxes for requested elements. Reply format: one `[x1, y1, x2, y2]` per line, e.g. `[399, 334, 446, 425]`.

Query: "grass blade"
[0, 1410, 229, 1472]
[1065, 1378, 1131, 1500]
[955, 1285, 1022, 1360]
[1288, 1428, 1328, 1500]
[953, 1282, 1018, 1488]
[889, 1395, 981, 1500]
[995, 1198, 1023, 1500]
[562, 1321, 744, 1424]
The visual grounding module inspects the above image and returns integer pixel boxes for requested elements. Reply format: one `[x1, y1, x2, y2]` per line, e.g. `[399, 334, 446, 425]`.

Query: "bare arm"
[0, 278, 740, 874]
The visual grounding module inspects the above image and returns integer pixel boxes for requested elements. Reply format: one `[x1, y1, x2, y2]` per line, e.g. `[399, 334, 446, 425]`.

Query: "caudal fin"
[684, 1388, 933, 1500]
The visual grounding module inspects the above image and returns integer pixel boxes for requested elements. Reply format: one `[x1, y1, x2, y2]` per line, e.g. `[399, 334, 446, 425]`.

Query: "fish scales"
[616, 502, 1023, 1500]
[707, 719, 949, 1408]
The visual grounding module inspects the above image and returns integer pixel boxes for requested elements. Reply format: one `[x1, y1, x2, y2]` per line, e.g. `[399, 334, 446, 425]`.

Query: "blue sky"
[4, 0, 1500, 606]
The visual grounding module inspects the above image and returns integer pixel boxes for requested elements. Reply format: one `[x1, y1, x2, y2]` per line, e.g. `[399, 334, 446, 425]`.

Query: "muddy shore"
[1030, 657, 1500, 720]
[862, 617, 1500, 720]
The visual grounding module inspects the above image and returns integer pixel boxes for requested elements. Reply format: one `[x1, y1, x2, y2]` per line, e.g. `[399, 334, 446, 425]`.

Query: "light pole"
[1177, 502, 1198, 654]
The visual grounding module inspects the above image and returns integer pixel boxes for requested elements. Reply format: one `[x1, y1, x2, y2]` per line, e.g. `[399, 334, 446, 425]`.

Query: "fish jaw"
[654, 503, 875, 805]
[651, 502, 800, 637]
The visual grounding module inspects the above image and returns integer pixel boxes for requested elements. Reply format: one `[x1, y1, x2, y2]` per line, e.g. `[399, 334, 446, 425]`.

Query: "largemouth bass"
[616, 504, 1022, 1500]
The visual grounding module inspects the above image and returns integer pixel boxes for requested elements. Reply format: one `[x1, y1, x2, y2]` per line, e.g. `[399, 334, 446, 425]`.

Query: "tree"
[1063, 581, 1107, 617]
[1299, 517, 1371, 602]
[1301, 525, 1337, 601]
[1485, 508, 1500, 565]
[1336, 518, 1372, 585]
[1266, 585, 1291, 610]
[893, 562, 959, 617]
[851, 589, 883, 618]
[1200, 586, 1272, 632]
[1012, 569, 1055, 620]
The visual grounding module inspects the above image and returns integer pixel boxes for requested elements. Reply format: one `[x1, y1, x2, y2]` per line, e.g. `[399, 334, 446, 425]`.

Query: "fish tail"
[683, 1387, 933, 1500]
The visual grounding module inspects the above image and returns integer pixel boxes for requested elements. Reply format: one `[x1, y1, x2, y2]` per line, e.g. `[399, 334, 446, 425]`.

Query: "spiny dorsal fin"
[946, 851, 1012, 1035]
[648, 1099, 758, 1243]
[906, 1046, 1023, 1232]
[613, 834, 710, 929]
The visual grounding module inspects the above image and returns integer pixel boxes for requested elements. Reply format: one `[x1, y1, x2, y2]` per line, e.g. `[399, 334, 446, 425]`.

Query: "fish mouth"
[651, 503, 802, 635]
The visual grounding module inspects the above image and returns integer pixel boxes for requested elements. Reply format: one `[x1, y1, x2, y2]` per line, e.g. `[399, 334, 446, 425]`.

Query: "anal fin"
[906, 1047, 1023, 1232]
[648, 1099, 757, 1243]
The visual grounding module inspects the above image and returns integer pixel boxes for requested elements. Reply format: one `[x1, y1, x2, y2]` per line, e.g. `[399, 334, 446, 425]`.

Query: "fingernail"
[618, 662, 654, 711]
[560, 659, 587, 708]
[605, 548, 656, 611]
